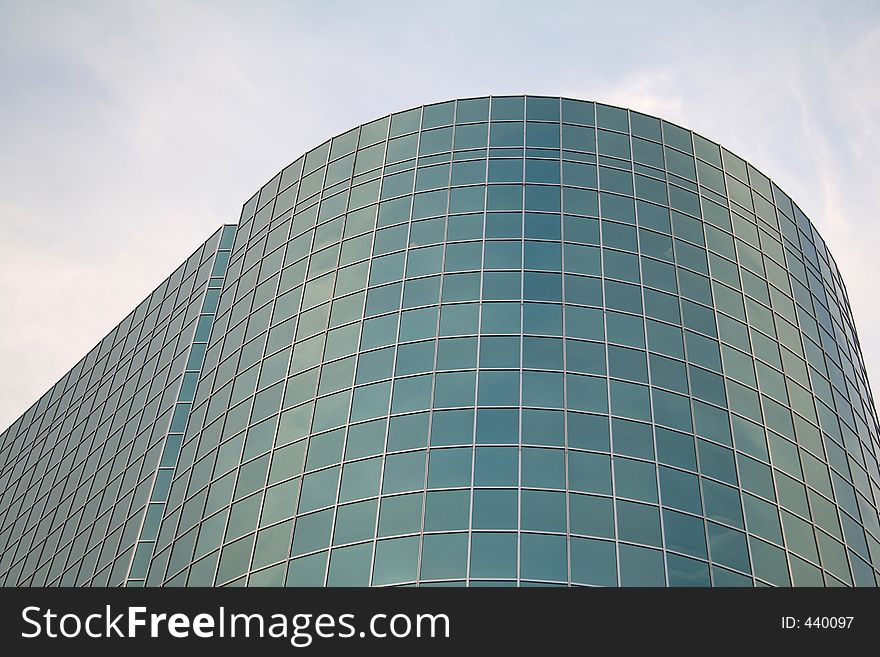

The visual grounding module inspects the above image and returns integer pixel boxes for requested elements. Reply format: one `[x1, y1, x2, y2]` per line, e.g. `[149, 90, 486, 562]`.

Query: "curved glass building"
[1, 96, 879, 587]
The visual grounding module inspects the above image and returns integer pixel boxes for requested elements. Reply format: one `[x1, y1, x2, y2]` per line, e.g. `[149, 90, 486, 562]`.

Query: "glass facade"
[0, 225, 235, 585]
[1, 96, 879, 587]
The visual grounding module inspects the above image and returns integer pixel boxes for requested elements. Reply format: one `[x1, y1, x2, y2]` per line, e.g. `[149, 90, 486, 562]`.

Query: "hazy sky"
[1, 0, 879, 432]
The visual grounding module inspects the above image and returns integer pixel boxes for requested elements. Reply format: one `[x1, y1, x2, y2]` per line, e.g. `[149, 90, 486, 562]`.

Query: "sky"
[1, 0, 879, 432]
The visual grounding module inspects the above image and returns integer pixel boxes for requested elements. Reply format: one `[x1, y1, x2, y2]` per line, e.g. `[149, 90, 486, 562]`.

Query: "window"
[339, 458, 381, 503]
[522, 448, 565, 488]
[373, 536, 419, 585]
[474, 448, 518, 486]
[520, 534, 567, 582]
[378, 493, 423, 536]
[470, 533, 517, 579]
[425, 490, 470, 531]
[476, 409, 518, 445]
[430, 409, 474, 446]
[421, 533, 468, 580]
[382, 452, 426, 494]
[333, 499, 377, 545]
[617, 500, 661, 546]
[619, 544, 665, 586]
[427, 448, 472, 488]
[571, 537, 617, 586]
[473, 489, 518, 529]
[328, 542, 372, 586]
[522, 490, 566, 532]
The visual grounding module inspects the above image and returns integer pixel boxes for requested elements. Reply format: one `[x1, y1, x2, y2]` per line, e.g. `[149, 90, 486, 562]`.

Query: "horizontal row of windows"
[177, 409, 870, 537]
[151, 440, 868, 584]
[154, 506, 863, 587]
[171, 533, 786, 587]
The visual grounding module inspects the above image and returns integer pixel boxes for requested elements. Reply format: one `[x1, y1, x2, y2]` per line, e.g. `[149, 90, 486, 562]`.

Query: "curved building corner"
[1, 96, 878, 588]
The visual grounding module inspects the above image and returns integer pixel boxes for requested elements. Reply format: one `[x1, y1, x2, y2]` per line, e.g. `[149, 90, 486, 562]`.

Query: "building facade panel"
[0, 226, 234, 586]
[2, 96, 879, 587]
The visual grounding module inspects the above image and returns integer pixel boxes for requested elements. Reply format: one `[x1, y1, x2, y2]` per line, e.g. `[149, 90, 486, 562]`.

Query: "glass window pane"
[373, 536, 419, 585]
